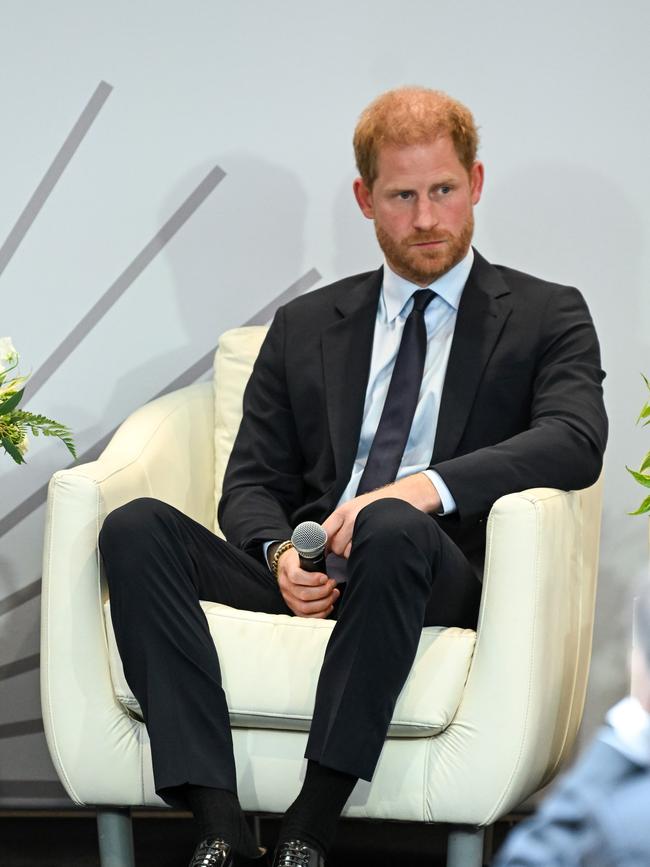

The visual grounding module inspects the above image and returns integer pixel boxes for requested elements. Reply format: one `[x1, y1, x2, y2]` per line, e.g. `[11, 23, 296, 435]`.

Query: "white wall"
[0, 0, 648, 805]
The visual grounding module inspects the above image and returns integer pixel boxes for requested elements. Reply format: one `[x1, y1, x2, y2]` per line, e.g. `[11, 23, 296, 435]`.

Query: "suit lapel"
[322, 269, 382, 486]
[432, 251, 513, 462]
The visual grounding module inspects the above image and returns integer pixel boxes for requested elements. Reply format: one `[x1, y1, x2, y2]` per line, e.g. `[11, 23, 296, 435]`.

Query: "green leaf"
[1, 435, 25, 465]
[638, 403, 650, 422]
[629, 494, 650, 516]
[641, 453, 650, 474]
[627, 467, 650, 488]
[3, 410, 76, 459]
[0, 387, 24, 416]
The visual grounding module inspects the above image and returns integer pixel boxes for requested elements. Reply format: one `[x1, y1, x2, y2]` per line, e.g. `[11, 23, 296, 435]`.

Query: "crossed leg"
[99, 495, 481, 858]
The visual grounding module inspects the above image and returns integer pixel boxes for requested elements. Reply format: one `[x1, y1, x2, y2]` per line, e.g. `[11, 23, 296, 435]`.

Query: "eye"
[439, 185, 452, 195]
[397, 191, 413, 200]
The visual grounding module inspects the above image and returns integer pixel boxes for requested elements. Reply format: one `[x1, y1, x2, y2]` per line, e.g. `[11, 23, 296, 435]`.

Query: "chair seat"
[105, 600, 476, 737]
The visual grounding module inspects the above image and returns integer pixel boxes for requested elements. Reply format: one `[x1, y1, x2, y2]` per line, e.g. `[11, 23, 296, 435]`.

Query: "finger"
[291, 581, 338, 603]
[291, 591, 338, 617]
[286, 569, 330, 588]
[329, 526, 353, 556]
[309, 605, 334, 619]
[322, 512, 344, 543]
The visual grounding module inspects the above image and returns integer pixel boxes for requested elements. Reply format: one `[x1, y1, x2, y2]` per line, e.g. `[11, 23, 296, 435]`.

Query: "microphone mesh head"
[291, 521, 327, 558]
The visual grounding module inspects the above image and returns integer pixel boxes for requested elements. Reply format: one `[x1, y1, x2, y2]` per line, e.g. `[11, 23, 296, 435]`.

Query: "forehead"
[374, 137, 466, 185]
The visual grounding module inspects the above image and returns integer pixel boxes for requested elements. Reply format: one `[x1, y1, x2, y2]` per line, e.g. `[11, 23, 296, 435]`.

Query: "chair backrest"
[213, 326, 269, 535]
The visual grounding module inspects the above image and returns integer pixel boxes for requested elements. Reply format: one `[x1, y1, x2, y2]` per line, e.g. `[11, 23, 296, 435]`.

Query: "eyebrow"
[384, 177, 457, 193]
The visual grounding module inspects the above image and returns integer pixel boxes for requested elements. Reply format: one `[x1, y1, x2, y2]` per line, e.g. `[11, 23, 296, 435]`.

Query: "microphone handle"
[298, 552, 328, 574]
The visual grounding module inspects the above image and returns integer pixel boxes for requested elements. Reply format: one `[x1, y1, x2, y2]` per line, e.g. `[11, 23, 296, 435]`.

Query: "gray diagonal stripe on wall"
[0, 718, 44, 739]
[25, 164, 227, 400]
[0, 654, 39, 681]
[0, 578, 41, 616]
[0, 268, 321, 539]
[0, 81, 113, 278]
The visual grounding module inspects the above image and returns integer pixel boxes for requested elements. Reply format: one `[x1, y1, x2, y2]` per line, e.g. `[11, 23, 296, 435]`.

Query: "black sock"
[186, 785, 260, 858]
[279, 761, 358, 856]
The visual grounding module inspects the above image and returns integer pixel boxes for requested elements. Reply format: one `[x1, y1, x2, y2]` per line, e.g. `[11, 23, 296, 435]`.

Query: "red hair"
[353, 86, 480, 186]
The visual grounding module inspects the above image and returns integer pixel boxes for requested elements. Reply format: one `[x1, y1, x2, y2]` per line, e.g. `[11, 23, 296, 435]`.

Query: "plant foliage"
[0, 338, 76, 465]
[627, 374, 650, 515]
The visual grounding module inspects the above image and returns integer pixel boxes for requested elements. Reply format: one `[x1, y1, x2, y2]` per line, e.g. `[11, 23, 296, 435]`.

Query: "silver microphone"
[291, 521, 328, 574]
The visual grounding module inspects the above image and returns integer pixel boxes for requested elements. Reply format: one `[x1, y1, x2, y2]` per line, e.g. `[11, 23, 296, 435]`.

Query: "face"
[353, 137, 484, 286]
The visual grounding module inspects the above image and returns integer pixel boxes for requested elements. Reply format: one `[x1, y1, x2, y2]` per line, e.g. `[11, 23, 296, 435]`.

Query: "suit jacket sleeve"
[218, 305, 302, 556]
[431, 285, 608, 522]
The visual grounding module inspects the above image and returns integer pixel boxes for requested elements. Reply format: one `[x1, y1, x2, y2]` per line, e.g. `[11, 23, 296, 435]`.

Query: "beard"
[375, 212, 474, 286]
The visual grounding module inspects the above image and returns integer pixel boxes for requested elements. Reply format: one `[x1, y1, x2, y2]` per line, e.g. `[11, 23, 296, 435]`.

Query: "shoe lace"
[276, 840, 313, 866]
[190, 837, 230, 867]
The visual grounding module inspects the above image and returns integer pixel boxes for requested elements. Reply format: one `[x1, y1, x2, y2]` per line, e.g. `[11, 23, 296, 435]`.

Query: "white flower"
[0, 374, 28, 400]
[18, 435, 29, 456]
[0, 337, 18, 367]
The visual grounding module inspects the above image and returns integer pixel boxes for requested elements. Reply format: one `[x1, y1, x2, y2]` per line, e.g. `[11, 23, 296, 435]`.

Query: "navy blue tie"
[357, 288, 435, 495]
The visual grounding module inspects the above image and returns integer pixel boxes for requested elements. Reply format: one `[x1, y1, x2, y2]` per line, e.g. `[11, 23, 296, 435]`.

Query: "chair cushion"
[104, 600, 475, 737]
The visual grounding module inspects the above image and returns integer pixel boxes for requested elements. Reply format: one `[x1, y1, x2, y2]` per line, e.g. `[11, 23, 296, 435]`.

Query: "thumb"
[322, 511, 343, 541]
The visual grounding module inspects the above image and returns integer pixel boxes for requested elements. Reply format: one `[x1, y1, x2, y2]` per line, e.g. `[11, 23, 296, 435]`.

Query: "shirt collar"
[381, 246, 474, 322]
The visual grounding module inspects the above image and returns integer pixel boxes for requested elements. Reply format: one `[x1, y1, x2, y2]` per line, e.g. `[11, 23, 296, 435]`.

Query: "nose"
[413, 198, 439, 231]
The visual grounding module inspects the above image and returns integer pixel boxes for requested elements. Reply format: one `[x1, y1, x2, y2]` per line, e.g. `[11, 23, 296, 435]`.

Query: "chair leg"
[97, 808, 136, 867]
[446, 824, 485, 867]
[252, 815, 262, 847]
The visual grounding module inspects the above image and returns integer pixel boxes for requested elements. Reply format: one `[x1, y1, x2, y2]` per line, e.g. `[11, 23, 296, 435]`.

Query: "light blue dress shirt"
[336, 247, 474, 514]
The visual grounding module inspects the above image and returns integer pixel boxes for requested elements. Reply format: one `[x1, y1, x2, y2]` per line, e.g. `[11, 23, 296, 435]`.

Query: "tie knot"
[411, 288, 435, 313]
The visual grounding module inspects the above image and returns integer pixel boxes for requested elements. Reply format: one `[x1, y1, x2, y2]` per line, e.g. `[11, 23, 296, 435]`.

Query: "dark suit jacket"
[218, 249, 608, 570]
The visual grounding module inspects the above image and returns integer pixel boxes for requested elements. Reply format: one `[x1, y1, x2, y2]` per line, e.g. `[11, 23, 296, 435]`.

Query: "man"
[494, 582, 650, 866]
[99, 87, 608, 867]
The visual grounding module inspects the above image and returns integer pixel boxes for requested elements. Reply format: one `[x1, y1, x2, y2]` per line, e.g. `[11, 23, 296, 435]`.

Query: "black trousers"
[99, 497, 481, 800]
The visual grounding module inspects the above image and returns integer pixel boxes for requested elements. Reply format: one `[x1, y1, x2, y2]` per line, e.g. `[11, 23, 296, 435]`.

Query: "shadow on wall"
[481, 160, 643, 343]
[98, 153, 310, 419]
[483, 160, 646, 744]
[166, 152, 309, 348]
[331, 172, 381, 278]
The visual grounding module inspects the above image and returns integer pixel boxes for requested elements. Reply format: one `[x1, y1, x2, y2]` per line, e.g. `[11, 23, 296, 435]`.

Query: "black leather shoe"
[272, 840, 324, 866]
[188, 837, 269, 867]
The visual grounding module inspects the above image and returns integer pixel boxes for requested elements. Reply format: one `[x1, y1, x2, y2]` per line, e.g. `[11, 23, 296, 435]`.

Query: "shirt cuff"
[263, 540, 278, 571]
[423, 470, 457, 515]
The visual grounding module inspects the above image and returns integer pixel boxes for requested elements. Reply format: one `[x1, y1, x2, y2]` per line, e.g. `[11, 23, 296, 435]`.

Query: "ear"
[353, 177, 375, 219]
[469, 161, 485, 205]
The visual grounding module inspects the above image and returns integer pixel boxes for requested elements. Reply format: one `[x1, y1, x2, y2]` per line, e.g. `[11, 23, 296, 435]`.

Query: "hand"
[322, 472, 442, 560]
[322, 492, 378, 560]
[276, 546, 340, 618]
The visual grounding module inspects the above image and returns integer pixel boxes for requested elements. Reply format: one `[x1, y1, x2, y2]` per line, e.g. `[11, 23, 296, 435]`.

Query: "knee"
[351, 498, 441, 566]
[348, 500, 441, 597]
[99, 497, 172, 557]
[354, 497, 435, 543]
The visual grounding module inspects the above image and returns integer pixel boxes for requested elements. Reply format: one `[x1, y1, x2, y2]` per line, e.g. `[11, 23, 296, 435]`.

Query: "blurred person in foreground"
[495, 581, 650, 867]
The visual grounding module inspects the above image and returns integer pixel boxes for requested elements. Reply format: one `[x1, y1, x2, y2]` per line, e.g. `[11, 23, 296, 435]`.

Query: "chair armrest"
[81, 381, 215, 526]
[41, 382, 214, 804]
[424, 480, 603, 824]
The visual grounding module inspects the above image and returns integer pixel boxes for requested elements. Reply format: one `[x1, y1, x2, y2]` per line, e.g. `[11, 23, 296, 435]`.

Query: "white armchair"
[41, 326, 603, 867]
